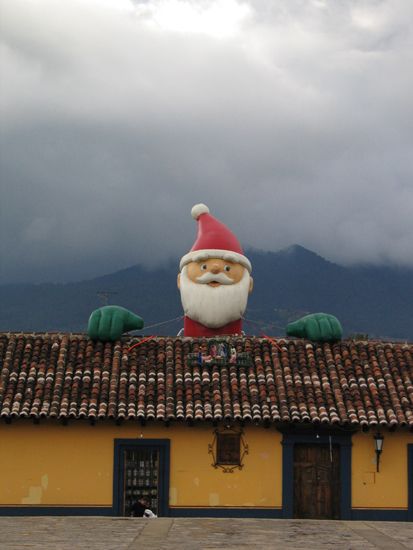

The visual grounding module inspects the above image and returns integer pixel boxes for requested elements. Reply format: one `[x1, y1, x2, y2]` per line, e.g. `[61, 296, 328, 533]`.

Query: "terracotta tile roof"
[0, 333, 412, 429]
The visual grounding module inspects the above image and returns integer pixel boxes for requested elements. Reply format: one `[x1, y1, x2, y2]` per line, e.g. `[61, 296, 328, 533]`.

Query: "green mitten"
[88, 305, 144, 342]
[286, 313, 342, 342]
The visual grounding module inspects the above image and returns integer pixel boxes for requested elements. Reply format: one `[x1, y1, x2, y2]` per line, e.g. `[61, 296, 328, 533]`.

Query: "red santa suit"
[183, 316, 243, 338]
[179, 204, 252, 338]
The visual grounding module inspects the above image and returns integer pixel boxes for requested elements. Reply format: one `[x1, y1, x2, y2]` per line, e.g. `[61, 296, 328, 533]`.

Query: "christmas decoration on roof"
[87, 204, 342, 342]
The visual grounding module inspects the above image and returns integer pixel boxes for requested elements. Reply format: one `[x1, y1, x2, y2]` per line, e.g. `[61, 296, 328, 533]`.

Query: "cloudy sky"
[1, 0, 412, 284]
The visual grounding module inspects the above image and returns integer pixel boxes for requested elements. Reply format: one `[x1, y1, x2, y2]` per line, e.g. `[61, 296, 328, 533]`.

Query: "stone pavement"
[0, 517, 412, 550]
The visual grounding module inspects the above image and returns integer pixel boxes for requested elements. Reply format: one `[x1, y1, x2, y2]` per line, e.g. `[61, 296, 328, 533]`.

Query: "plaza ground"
[0, 517, 412, 549]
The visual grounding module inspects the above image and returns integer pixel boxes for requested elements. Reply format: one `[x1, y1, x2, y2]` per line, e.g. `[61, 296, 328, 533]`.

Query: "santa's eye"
[224, 265, 231, 272]
[201, 264, 208, 270]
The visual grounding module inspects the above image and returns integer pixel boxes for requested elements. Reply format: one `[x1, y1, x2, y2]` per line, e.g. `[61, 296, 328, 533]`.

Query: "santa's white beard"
[179, 267, 251, 328]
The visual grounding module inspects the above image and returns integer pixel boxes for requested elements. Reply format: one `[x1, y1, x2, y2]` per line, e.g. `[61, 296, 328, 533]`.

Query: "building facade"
[0, 333, 412, 520]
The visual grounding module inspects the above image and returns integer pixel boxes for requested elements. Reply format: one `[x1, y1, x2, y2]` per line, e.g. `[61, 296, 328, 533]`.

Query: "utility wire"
[242, 316, 285, 333]
[128, 315, 184, 334]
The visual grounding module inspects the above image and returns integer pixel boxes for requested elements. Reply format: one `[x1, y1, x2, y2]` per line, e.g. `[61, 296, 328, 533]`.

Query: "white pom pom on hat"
[191, 203, 210, 220]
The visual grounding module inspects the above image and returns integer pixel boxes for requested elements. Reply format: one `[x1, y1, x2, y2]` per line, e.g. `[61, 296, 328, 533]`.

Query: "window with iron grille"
[217, 432, 241, 465]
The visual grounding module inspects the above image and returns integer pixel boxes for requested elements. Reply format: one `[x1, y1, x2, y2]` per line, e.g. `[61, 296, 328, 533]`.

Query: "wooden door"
[293, 444, 340, 519]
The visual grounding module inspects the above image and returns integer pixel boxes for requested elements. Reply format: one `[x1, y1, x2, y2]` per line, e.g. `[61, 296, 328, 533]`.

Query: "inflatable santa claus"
[88, 204, 342, 341]
[177, 203, 253, 337]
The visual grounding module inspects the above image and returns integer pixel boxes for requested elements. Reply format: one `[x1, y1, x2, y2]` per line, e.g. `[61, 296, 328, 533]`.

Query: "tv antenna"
[97, 290, 118, 306]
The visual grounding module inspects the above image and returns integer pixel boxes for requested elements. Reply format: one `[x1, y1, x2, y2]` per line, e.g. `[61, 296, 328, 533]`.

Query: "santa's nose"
[210, 264, 221, 274]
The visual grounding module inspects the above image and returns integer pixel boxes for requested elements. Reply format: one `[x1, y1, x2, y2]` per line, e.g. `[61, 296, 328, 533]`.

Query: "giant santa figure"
[177, 203, 252, 337]
[87, 204, 342, 341]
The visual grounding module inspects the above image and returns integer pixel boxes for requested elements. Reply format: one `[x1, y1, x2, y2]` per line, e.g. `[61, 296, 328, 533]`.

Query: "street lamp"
[374, 433, 384, 472]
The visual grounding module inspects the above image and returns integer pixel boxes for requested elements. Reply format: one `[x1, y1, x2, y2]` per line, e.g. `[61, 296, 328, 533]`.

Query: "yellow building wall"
[169, 424, 282, 508]
[352, 431, 413, 509]
[0, 422, 282, 509]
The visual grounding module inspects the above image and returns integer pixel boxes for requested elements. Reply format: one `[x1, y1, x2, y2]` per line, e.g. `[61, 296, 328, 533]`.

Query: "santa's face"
[178, 259, 253, 329]
[186, 258, 245, 286]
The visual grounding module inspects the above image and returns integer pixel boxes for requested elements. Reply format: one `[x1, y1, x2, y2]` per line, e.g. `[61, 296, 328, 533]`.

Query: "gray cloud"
[1, 0, 412, 283]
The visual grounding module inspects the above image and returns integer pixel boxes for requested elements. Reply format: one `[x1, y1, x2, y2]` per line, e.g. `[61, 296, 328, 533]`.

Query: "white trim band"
[180, 249, 252, 272]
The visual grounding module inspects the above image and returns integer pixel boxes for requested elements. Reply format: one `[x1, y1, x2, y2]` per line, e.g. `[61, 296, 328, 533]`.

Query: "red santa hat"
[179, 204, 252, 273]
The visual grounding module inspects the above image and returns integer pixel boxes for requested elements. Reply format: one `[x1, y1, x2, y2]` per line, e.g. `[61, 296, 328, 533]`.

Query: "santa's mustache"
[196, 272, 234, 285]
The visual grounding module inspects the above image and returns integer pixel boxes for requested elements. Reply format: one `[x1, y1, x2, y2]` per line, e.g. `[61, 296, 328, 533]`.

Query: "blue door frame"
[408, 444, 413, 522]
[281, 432, 352, 520]
[113, 438, 170, 517]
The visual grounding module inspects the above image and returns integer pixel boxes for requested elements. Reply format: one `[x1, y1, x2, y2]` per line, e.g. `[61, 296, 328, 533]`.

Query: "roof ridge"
[0, 331, 412, 346]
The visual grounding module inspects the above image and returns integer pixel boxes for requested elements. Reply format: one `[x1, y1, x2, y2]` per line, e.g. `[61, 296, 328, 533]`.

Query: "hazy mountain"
[1, 245, 412, 340]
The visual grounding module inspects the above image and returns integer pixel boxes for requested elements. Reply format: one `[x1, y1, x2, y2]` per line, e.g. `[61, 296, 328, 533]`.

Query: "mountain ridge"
[1, 246, 412, 340]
